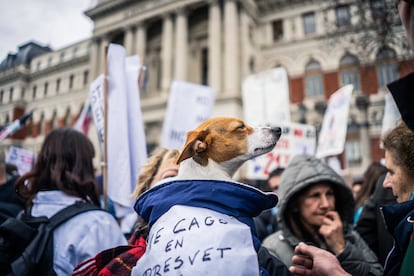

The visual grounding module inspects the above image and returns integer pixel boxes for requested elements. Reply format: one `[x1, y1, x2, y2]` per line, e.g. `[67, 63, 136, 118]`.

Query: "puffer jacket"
[262, 155, 383, 275]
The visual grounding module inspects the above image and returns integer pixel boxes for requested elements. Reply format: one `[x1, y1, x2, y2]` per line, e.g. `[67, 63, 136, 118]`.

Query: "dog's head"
[176, 117, 281, 177]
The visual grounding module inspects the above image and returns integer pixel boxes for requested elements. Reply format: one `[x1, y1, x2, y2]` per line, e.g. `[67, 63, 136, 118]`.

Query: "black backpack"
[0, 201, 102, 276]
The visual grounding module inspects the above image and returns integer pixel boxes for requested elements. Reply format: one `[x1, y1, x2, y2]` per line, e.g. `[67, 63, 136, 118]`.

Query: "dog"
[176, 117, 282, 181]
[132, 117, 283, 275]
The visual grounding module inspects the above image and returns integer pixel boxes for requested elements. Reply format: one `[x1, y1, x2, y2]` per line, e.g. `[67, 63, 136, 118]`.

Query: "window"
[56, 78, 61, 93]
[201, 48, 208, 85]
[60, 52, 65, 62]
[0, 90, 3, 104]
[64, 108, 71, 127]
[9, 87, 13, 102]
[21, 88, 25, 99]
[272, 20, 283, 42]
[48, 57, 53, 66]
[44, 82, 48, 96]
[336, 5, 351, 27]
[304, 59, 324, 97]
[33, 85, 37, 99]
[51, 110, 58, 129]
[83, 71, 89, 86]
[339, 53, 361, 91]
[370, 0, 385, 19]
[69, 74, 74, 90]
[36, 61, 41, 70]
[39, 113, 45, 135]
[345, 139, 361, 166]
[73, 47, 78, 57]
[303, 12, 316, 34]
[376, 47, 398, 87]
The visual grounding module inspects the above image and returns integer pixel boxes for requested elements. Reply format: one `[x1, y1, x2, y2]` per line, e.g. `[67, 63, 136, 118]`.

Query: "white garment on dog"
[132, 205, 259, 276]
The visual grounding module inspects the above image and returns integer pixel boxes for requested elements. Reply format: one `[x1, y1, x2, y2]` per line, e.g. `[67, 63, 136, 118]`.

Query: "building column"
[161, 13, 174, 93]
[99, 36, 111, 76]
[224, 0, 239, 95]
[89, 38, 100, 79]
[208, 0, 221, 93]
[135, 23, 147, 58]
[175, 8, 188, 81]
[124, 26, 135, 55]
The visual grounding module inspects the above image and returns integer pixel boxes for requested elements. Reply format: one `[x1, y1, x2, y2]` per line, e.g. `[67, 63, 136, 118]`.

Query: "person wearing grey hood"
[262, 155, 383, 275]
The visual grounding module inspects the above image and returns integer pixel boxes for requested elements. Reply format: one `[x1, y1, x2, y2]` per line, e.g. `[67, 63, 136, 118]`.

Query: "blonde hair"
[132, 147, 179, 198]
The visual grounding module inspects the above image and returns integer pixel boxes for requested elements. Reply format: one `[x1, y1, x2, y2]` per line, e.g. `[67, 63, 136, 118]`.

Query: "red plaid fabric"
[72, 233, 146, 276]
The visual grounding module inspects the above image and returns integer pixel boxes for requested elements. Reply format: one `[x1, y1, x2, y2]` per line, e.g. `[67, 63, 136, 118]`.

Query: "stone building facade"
[0, 0, 413, 176]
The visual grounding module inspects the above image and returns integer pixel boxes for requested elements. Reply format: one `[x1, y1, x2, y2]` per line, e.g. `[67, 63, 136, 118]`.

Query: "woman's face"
[149, 157, 179, 188]
[297, 183, 336, 229]
[383, 150, 414, 203]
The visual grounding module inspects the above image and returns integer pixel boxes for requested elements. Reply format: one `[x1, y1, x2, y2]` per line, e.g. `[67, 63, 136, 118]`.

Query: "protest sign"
[133, 205, 259, 275]
[316, 84, 353, 158]
[242, 67, 291, 126]
[161, 80, 216, 150]
[245, 122, 316, 180]
[5, 146, 36, 176]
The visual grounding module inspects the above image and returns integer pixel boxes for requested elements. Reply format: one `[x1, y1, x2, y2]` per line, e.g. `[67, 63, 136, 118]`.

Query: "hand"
[289, 242, 351, 276]
[319, 211, 345, 255]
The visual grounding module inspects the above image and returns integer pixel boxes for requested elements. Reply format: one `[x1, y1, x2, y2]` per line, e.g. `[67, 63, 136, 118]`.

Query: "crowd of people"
[0, 1, 413, 275]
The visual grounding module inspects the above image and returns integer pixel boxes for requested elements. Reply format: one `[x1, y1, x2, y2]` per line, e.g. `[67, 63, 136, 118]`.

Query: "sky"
[0, 0, 96, 60]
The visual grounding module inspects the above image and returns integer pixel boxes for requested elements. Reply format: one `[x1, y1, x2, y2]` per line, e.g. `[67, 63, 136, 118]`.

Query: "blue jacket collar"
[134, 179, 278, 227]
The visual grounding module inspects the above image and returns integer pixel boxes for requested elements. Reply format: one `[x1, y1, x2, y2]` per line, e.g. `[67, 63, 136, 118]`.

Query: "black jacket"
[355, 174, 396, 265]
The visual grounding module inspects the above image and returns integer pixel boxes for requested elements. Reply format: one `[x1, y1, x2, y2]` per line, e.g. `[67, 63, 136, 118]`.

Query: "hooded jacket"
[262, 155, 383, 276]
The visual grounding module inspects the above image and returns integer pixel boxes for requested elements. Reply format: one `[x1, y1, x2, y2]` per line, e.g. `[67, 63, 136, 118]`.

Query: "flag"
[106, 43, 147, 209]
[73, 97, 93, 135]
[0, 110, 33, 142]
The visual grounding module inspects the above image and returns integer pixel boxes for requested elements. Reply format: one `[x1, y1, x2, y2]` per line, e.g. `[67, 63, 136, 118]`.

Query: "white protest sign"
[381, 91, 401, 139]
[161, 81, 216, 150]
[132, 205, 259, 276]
[316, 85, 353, 158]
[6, 146, 36, 176]
[242, 67, 291, 126]
[245, 123, 316, 180]
[89, 74, 105, 152]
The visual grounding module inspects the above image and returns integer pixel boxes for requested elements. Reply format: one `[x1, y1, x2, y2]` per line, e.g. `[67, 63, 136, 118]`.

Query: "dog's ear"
[176, 130, 208, 165]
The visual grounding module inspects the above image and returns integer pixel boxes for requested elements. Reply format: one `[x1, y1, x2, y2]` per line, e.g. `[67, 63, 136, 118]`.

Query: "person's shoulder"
[262, 230, 285, 249]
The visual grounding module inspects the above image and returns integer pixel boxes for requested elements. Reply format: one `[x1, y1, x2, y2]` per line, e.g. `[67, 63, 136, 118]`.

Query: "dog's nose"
[271, 127, 282, 135]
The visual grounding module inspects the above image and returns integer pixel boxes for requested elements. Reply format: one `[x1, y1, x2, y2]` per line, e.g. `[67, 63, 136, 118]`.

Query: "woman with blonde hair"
[74, 147, 180, 275]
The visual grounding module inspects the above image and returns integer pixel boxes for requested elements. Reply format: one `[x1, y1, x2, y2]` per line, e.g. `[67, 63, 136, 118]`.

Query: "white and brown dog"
[132, 117, 283, 276]
[176, 117, 281, 181]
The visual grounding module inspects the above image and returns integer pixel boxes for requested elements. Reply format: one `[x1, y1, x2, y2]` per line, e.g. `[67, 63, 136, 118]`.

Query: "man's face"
[397, 0, 414, 49]
[383, 150, 414, 203]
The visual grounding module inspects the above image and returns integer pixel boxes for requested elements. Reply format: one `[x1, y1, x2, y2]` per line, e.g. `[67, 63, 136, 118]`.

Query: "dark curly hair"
[383, 121, 414, 179]
[15, 128, 100, 208]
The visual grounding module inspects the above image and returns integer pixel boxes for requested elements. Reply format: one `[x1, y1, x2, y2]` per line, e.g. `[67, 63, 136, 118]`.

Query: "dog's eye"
[237, 124, 246, 130]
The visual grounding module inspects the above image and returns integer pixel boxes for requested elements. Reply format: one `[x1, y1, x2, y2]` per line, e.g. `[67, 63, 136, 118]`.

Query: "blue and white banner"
[161, 81, 216, 150]
[89, 75, 105, 152]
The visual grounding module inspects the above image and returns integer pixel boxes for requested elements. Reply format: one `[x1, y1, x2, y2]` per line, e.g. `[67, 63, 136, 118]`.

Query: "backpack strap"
[10, 201, 103, 276]
[47, 201, 102, 230]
